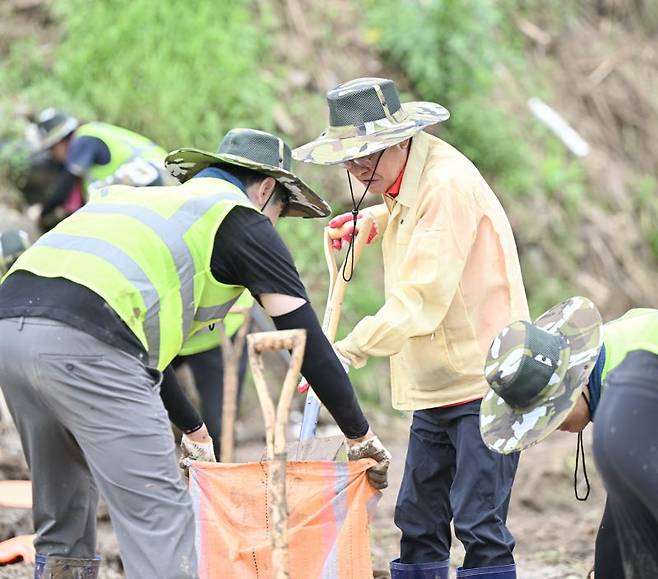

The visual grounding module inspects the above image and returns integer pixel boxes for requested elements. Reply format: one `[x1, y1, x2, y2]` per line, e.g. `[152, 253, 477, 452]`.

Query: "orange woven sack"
[190, 459, 378, 579]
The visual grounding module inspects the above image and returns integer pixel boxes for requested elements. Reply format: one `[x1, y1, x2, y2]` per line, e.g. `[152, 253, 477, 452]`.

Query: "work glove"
[346, 431, 391, 490]
[328, 212, 379, 251]
[180, 430, 216, 477]
[297, 346, 350, 394]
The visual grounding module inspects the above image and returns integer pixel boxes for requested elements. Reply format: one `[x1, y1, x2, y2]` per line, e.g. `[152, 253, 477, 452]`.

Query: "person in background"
[295, 77, 529, 579]
[27, 109, 170, 227]
[480, 297, 658, 579]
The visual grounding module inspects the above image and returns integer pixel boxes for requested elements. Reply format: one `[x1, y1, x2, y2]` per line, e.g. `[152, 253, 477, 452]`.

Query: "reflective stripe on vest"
[179, 291, 254, 356]
[79, 190, 246, 364]
[37, 232, 163, 358]
[9, 180, 255, 369]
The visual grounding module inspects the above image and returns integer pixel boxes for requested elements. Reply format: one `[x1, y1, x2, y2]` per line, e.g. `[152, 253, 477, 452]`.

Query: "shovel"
[219, 305, 252, 463]
[247, 328, 307, 579]
[295, 214, 375, 461]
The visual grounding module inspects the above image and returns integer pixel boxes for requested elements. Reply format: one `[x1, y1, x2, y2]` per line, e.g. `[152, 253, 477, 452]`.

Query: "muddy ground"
[0, 403, 605, 579]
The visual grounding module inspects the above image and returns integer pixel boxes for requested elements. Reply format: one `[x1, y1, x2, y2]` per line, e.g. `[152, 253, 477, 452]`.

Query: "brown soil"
[0, 414, 604, 578]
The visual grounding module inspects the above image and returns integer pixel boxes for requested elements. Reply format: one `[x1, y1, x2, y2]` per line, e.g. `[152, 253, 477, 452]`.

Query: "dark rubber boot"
[34, 554, 101, 579]
[390, 558, 450, 579]
[456, 564, 516, 578]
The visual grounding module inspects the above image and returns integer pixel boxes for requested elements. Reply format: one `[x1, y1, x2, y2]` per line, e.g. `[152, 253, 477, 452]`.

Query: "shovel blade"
[258, 435, 346, 462]
[289, 434, 346, 461]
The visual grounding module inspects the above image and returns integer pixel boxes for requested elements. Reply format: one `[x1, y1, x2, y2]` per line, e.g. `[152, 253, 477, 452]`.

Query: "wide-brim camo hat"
[480, 296, 603, 454]
[292, 77, 450, 166]
[165, 128, 330, 219]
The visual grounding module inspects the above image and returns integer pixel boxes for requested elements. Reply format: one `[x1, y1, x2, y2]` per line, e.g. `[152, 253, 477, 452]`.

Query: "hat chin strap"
[260, 190, 276, 213]
[574, 389, 592, 502]
[342, 151, 384, 282]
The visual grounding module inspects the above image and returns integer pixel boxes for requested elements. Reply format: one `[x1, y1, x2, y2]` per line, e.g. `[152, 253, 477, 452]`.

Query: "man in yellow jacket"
[295, 77, 529, 579]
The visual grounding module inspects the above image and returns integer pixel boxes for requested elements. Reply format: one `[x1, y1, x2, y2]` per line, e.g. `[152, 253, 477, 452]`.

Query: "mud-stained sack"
[190, 459, 379, 579]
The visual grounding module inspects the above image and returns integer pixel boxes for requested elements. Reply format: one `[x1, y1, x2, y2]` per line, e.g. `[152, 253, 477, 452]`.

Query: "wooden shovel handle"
[219, 308, 252, 463]
[247, 329, 307, 457]
[298, 214, 376, 445]
[247, 329, 307, 579]
[323, 227, 339, 308]
[322, 213, 375, 342]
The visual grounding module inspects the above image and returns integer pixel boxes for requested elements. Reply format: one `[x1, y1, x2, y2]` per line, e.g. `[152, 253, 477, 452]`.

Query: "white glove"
[180, 432, 216, 476]
[346, 431, 391, 490]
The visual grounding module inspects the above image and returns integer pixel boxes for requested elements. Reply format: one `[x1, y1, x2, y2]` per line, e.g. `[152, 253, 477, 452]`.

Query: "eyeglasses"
[340, 150, 385, 170]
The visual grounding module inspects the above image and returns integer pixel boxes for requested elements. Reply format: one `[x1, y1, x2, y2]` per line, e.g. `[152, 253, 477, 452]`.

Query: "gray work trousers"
[0, 317, 197, 578]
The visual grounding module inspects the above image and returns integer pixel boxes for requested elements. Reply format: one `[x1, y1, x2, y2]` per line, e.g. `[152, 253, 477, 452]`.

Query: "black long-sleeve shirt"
[0, 199, 369, 439]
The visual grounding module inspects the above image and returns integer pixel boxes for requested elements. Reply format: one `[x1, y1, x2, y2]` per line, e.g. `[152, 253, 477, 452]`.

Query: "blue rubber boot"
[456, 564, 516, 579]
[390, 558, 450, 579]
[35, 554, 101, 579]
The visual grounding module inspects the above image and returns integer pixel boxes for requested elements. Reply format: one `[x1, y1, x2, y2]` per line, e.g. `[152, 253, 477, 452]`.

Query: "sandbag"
[190, 459, 379, 579]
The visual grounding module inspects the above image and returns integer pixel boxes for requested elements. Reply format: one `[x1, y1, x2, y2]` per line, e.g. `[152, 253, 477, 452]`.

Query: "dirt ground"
[0, 406, 605, 579]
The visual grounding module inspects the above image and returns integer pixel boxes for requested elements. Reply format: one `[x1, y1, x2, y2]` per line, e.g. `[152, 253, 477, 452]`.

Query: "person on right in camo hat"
[481, 296, 658, 579]
[295, 77, 529, 579]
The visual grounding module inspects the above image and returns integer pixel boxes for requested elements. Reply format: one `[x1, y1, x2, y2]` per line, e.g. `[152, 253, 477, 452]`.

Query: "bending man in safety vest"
[0, 128, 390, 579]
[28, 109, 170, 227]
[480, 298, 658, 579]
[295, 77, 528, 579]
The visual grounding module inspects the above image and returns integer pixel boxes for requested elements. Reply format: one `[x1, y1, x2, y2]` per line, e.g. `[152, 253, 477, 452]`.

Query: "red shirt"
[386, 165, 406, 197]
[385, 144, 412, 197]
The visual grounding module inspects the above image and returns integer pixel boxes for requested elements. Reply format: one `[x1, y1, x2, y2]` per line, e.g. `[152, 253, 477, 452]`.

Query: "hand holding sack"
[180, 427, 216, 476]
[327, 212, 379, 251]
[346, 431, 391, 490]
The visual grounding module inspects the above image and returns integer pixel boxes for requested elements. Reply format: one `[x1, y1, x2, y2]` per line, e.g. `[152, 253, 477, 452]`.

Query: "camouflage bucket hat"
[480, 296, 603, 454]
[165, 128, 330, 219]
[292, 77, 450, 166]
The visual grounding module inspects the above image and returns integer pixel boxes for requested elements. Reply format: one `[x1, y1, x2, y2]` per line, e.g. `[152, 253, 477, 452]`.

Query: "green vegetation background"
[1, 0, 656, 408]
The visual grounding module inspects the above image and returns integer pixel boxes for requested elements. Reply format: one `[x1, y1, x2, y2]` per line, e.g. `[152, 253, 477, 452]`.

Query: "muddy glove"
[180, 427, 216, 477]
[327, 212, 379, 251]
[346, 430, 391, 490]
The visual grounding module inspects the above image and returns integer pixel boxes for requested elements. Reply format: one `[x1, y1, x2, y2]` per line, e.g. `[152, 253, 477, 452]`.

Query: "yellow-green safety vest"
[602, 308, 658, 385]
[4, 178, 257, 370]
[178, 290, 255, 356]
[74, 122, 167, 193]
